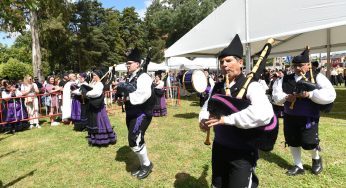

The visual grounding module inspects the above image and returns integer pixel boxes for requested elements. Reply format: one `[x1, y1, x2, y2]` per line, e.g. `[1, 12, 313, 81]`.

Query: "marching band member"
[272, 47, 336, 176]
[199, 34, 274, 188]
[71, 73, 89, 131]
[85, 70, 117, 146]
[116, 48, 155, 179]
[152, 73, 167, 117]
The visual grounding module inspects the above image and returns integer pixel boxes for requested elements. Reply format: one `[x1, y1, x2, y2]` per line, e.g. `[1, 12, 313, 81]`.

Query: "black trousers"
[126, 113, 152, 151]
[212, 142, 258, 188]
[283, 113, 319, 150]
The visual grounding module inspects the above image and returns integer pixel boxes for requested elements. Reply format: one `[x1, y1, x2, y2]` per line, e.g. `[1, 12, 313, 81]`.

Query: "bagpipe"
[295, 79, 317, 94]
[204, 38, 279, 152]
[290, 71, 334, 113]
[115, 48, 153, 111]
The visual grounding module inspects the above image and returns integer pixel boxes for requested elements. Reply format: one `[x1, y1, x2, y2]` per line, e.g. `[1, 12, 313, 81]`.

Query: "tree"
[39, 0, 73, 73]
[120, 7, 144, 51]
[142, 0, 226, 62]
[0, 0, 43, 81]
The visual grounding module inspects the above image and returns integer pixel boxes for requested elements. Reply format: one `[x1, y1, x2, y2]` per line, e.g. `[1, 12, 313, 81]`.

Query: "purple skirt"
[5, 101, 28, 122]
[153, 95, 167, 117]
[71, 98, 81, 121]
[88, 106, 117, 146]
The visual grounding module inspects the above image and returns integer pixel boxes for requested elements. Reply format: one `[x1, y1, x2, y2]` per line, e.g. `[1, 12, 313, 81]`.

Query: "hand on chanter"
[294, 91, 309, 98]
[205, 116, 225, 128]
[285, 94, 296, 102]
[199, 119, 210, 132]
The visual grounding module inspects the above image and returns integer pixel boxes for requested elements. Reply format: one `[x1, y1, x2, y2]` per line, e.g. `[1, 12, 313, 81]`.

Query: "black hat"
[127, 48, 141, 63]
[79, 72, 87, 78]
[93, 70, 103, 78]
[218, 34, 243, 59]
[292, 46, 309, 64]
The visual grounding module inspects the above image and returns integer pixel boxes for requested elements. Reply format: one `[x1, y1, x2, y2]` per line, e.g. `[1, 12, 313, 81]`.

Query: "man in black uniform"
[272, 47, 336, 176]
[117, 48, 154, 179]
[199, 34, 275, 187]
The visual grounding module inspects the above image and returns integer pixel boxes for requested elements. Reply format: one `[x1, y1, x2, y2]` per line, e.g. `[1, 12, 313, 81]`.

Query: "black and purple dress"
[85, 82, 116, 146]
[152, 80, 167, 117]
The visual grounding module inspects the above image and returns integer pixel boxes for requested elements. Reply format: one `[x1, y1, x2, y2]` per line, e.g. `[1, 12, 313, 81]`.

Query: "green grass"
[1, 89, 346, 188]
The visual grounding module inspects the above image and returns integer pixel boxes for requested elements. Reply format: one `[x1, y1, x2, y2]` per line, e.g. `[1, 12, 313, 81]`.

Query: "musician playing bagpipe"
[199, 34, 275, 188]
[83, 70, 117, 147]
[272, 47, 336, 176]
[70, 72, 89, 131]
[116, 47, 155, 179]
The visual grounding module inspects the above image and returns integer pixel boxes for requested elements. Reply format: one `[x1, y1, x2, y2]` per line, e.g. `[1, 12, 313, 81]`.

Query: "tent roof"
[164, 0, 346, 58]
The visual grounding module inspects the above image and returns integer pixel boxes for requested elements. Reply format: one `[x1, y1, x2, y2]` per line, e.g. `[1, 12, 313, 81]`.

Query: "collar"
[129, 69, 140, 81]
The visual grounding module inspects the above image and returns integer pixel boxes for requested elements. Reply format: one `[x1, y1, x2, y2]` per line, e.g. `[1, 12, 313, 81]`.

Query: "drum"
[182, 70, 207, 93]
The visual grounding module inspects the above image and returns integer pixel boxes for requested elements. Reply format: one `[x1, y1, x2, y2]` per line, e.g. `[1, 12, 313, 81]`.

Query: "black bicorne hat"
[126, 47, 141, 63]
[218, 34, 243, 59]
[292, 46, 310, 64]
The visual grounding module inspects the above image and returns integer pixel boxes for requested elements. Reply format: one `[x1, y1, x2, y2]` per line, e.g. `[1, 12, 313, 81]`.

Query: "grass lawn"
[0, 87, 346, 187]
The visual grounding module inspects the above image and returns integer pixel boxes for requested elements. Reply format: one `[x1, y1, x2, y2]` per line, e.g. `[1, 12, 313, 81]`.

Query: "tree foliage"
[0, 0, 226, 75]
[1, 58, 32, 80]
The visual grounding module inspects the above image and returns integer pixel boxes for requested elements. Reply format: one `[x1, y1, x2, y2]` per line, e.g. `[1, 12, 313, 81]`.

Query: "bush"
[2, 58, 33, 81]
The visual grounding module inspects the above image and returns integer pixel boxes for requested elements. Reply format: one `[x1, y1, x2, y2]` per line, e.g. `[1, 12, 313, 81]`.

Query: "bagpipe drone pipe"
[205, 38, 278, 152]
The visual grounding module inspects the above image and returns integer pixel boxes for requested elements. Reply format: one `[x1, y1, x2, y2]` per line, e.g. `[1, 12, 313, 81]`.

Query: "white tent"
[191, 57, 218, 69]
[114, 63, 127, 72]
[166, 57, 219, 70]
[165, 0, 346, 61]
[114, 62, 169, 72]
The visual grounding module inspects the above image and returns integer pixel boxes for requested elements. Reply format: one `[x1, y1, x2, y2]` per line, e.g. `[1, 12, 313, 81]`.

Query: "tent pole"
[245, 43, 252, 74]
[326, 28, 331, 78]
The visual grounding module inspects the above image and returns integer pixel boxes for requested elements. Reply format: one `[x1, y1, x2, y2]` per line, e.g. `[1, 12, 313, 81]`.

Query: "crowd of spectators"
[1, 63, 344, 134]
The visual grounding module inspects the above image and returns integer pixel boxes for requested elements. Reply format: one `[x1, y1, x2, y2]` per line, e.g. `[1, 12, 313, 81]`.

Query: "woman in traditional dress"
[2, 82, 29, 133]
[152, 74, 167, 117]
[71, 73, 89, 131]
[85, 70, 117, 146]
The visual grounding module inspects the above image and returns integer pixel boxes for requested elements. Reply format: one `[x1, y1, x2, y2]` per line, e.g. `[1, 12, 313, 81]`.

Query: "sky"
[0, 0, 152, 47]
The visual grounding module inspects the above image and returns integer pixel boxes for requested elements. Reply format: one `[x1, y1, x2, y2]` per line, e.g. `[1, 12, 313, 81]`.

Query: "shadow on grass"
[1, 169, 36, 187]
[0, 150, 18, 159]
[0, 134, 14, 142]
[259, 151, 291, 170]
[174, 164, 209, 188]
[174, 112, 199, 119]
[115, 146, 140, 173]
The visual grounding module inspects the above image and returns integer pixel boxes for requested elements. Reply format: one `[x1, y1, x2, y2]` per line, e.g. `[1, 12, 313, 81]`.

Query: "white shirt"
[86, 81, 103, 98]
[2, 90, 22, 98]
[155, 80, 164, 89]
[128, 70, 152, 105]
[272, 73, 336, 105]
[199, 81, 274, 129]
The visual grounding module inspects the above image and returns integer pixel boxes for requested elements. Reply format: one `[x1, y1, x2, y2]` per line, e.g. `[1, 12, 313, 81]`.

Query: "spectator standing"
[45, 76, 60, 126]
[21, 75, 40, 129]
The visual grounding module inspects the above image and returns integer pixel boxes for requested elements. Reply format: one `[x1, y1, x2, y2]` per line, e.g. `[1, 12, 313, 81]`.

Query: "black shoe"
[286, 165, 304, 176]
[136, 162, 153, 179]
[312, 158, 323, 175]
[131, 167, 141, 176]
